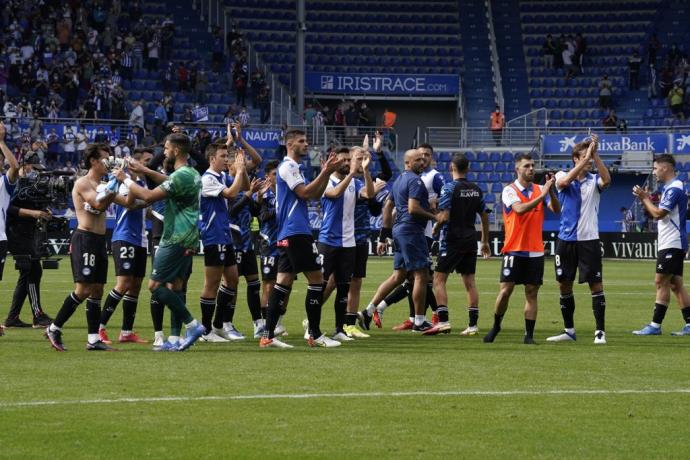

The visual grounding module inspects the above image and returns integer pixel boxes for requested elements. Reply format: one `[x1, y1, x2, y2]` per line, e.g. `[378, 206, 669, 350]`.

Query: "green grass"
[2, 257, 690, 459]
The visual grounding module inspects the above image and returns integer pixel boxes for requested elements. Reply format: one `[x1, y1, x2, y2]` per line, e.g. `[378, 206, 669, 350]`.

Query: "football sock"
[53, 292, 83, 328]
[437, 305, 449, 323]
[345, 312, 358, 326]
[414, 314, 425, 327]
[305, 284, 324, 339]
[334, 283, 349, 332]
[150, 293, 165, 333]
[99, 289, 123, 329]
[121, 295, 138, 332]
[652, 302, 668, 326]
[152, 286, 193, 325]
[560, 292, 575, 329]
[247, 280, 262, 321]
[265, 284, 290, 339]
[384, 281, 410, 306]
[525, 318, 536, 338]
[85, 298, 102, 334]
[592, 291, 606, 331]
[261, 305, 268, 320]
[468, 306, 479, 327]
[426, 282, 437, 312]
[407, 291, 415, 320]
[365, 302, 376, 316]
[681, 306, 690, 325]
[170, 312, 182, 337]
[216, 284, 236, 327]
[200, 297, 216, 333]
[492, 313, 504, 330]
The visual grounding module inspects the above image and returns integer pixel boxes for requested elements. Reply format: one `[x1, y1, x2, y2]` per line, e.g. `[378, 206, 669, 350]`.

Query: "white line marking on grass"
[2, 389, 690, 409]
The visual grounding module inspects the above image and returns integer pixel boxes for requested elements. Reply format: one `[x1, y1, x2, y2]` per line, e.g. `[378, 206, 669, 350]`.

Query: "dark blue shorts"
[393, 232, 430, 272]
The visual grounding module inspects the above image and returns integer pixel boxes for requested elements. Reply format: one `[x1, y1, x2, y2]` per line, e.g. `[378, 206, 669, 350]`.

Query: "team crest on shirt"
[556, 268, 563, 276]
[503, 268, 510, 276]
[220, 253, 225, 261]
[82, 267, 91, 276]
[263, 266, 270, 274]
[123, 262, 131, 270]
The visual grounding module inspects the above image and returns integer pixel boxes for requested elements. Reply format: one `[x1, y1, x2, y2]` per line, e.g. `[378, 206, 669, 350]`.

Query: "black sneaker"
[4, 316, 32, 328]
[357, 310, 372, 331]
[33, 313, 53, 328]
[523, 335, 537, 345]
[46, 327, 66, 351]
[483, 326, 501, 343]
[412, 321, 434, 333]
[86, 340, 117, 351]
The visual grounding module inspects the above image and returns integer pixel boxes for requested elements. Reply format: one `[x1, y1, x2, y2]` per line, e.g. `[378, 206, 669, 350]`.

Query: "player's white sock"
[376, 300, 389, 312]
[565, 328, 575, 335]
[168, 335, 180, 344]
[121, 330, 132, 336]
[87, 333, 99, 344]
[223, 322, 233, 329]
[154, 330, 164, 339]
[99, 324, 107, 330]
[185, 319, 199, 329]
[253, 319, 263, 327]
[414, 315, 425, 327]
[650, 322, 661, 328]
[366, 302, 376, 315]
[49, 324, 61, 332]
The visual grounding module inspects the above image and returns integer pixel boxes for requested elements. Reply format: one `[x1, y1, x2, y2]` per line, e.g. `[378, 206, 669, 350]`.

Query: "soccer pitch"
[2, 256, 689, 458]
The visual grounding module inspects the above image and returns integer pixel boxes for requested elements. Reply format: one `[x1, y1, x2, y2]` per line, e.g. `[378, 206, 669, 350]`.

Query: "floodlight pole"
[296, 0, 305, 121]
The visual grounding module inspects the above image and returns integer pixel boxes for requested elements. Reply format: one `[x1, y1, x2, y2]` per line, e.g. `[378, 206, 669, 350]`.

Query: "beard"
[164, 155, 175, 173]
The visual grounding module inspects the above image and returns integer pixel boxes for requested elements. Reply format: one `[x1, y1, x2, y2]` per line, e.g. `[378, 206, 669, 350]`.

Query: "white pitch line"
[2, 388, 690, 409]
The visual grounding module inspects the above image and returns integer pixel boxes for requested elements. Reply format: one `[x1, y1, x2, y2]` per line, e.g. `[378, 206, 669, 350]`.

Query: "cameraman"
[0, 122, 21, 331]
[3, 154, 54, 328]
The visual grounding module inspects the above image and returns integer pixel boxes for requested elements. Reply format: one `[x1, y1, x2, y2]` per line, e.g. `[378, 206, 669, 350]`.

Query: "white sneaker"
[152, 335, 164, 347]
[201, 330, 229, 343]
[459, 325, 479, 336]
[274, 323, 288, 336]
[546, 331, 577, 342]
[253, 322, 266, 339]
[309, 334, 342, 348]
[332, 331, 354, 342]
[594, 330, 607, 345]
[259, 337, 294, 349]
[344, 324, 370, 338]
[216, 325, 245, 341]
[302, 319, 310, 340]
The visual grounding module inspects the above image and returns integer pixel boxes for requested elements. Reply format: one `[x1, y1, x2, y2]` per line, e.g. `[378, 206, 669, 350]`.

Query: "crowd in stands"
[0, 0, 274, 170]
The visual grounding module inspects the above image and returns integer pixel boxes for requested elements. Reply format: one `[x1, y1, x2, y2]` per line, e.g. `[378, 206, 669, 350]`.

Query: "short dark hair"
[335, 147, 350, 155]
[205, 141, 227, 160]
[572, 139, 592, 159]
[264, 159, 280, 174]
[451, 153, 469, 173]
[655, 154, 676, 167]
[285, 129, 306, 143]
[515, 152, 533, 163]
[83, 143, 110, 170]
[418, 143, 434, 154]
[165, 133, 191, 156]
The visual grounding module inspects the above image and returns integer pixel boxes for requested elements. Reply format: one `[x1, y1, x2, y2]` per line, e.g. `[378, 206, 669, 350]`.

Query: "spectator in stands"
[46, 129, 60, 165]
[489, 105, 505, 146]
[667, 43, 682, 68]
[344, 103, 359, 139]
[659, 65, 674, 97]
[195, 69, 208, 105]
[147, 37, 160, 71]
[542, 34, 556, 69]
[562, 41, 576, 80]
[574, 33, 586, 74]
[211, 32, 224, 74]
[238, 106, 250, 127]
[178, 63, 189, 92]
[129, 100, 145, 129]
[603, 109, 618, 133]
[618, 118, 628, 134]
[62, 127, 76, 165]
[648, 63, 658, 98]
[647, 33, 661, 67]
[359, 103, 375, 127]
[668, 82, 685, 122]
[628, 51, 642, 90]
[620, 207, 634, 232]
[234, 73, 247, 106]
[599, 74, 613, 109]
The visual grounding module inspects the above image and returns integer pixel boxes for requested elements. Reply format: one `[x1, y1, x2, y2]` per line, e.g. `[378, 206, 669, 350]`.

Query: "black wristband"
[379, 227, 392, 240]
